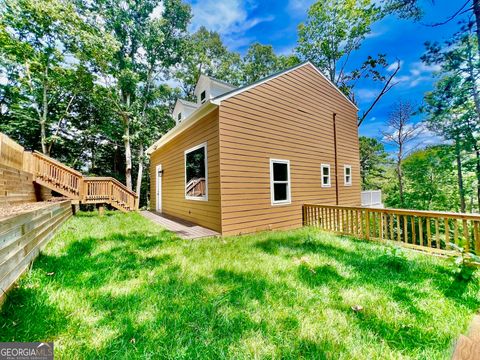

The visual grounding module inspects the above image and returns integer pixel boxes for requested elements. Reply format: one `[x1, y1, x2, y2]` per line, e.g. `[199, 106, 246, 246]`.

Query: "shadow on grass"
[255, 231, 480, 352]
[298, 264, 344, 287]
[0, 231, 281, 358]
[256, 233, 479, 307]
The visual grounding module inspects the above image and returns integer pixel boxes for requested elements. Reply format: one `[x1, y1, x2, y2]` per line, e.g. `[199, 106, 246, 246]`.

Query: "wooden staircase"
[33, 151, 138, 212]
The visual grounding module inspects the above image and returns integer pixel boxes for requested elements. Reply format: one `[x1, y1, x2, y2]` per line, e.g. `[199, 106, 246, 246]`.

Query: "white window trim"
[321, 163, 331, 188]
[344, 165, 352, 186]
[270, 159, 291, 205]
[184, 142, 208, 201]
[200, 90, 206, 104]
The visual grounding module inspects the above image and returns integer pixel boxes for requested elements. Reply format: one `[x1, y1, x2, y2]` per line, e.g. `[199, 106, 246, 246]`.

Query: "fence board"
[303, 204, 480, 256]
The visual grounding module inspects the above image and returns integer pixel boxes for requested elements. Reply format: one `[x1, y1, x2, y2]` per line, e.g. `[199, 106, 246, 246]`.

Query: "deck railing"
[0, 133, 138, 211]
[186, 177, 206, 197]
[84, 177, 137, 211]
[303, 204, 480, 255]
[33, 152, 137, 212]
[33, 152, 83, 198]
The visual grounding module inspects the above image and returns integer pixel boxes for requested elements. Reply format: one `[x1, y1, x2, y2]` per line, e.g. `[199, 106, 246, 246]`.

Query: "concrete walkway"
[141, 211, 220, 239]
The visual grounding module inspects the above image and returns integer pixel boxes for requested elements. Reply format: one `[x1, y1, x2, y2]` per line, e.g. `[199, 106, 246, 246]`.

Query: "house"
[147, 61, 361, 236]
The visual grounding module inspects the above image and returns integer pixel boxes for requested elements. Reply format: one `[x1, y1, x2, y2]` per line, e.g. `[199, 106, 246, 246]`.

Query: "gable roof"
[211, 61, 358, 110]
[147, 61, 358, 155]
[193, 74, 236, 94]
[178, 99, 199, 108]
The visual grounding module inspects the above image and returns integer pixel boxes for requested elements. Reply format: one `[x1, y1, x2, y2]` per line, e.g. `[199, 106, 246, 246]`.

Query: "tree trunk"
[397, 160, 404, 207]
[135, 144, 144, 203]
[124, 119, 132, 190]
[455, 139, 466, 213]
[474, 143, 480, 211]
[473, 0, 480, 57]
[40, 69, 48, 155]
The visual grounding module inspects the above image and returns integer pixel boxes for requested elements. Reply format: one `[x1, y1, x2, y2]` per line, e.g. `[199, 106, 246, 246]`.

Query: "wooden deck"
[140, 211, 220, 239]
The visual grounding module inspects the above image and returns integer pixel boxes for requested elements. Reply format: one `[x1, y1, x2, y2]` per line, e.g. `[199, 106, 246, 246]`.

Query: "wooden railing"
[303, 204, 480, 255]
[186, 177, 206, 197]
[33, 152, 83, 198]
[84, 177, 137, 211]
[32, 152, 137, 212]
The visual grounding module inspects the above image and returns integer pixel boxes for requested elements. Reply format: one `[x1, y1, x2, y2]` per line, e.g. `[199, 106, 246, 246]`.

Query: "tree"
[422, 21, 480, 211]
[381, 100, 421, 207]
[401, 145, 459, 211]
[175, 26, 242, 99]
[0, 0, 116, 155]
[359, 136, 391, 190]
[241, 43, 300, 83]
[90, 0, 191, 191]
[296, 0, 401, 126]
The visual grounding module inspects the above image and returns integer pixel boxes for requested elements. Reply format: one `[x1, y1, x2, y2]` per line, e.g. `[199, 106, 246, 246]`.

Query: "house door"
[156, 164, 162, 213]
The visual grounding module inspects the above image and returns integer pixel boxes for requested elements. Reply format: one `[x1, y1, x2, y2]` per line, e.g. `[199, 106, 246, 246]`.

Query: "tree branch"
[358, 60, 401, 127]
[426, 0, 471, 27]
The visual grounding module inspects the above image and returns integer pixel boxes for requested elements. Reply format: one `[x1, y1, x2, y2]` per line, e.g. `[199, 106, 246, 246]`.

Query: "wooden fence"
[303, 204, 480, 255]
[0, 200, 72, 303]
[0, 133, 27, 172]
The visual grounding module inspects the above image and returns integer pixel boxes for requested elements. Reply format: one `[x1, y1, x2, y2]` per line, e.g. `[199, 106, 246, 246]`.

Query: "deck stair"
[33, 151, 138, 212]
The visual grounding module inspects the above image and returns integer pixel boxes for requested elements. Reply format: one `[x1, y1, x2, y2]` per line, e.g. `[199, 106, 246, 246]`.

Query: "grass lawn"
[1, 212, 479, 359]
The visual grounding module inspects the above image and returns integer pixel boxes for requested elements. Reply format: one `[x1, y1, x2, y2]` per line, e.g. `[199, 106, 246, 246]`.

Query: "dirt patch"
[0, 198, 69, 220]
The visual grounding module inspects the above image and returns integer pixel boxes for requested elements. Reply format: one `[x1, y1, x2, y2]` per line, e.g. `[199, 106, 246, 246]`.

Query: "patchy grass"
[1, 211, 479, 359]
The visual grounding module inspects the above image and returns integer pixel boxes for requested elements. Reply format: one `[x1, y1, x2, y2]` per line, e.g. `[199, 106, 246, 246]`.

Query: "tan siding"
[219, 64, 360, 236]
[149, 109, 221, 232]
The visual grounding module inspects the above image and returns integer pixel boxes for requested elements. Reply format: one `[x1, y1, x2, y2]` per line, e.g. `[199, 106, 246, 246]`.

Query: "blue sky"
[185, 0, 467, 148]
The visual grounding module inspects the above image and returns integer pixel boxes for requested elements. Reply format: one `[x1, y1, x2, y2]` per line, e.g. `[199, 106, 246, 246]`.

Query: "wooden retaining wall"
[0, 164, 37, 205]
[0, 200, 72, 303]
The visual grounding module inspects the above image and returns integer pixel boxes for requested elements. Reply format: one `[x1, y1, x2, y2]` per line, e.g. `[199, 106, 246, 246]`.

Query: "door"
[156, 164, 162, 212]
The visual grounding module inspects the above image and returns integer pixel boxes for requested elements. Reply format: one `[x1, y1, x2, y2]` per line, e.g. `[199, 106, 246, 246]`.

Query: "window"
[185, 143, 208, 200]
[344, 165, 352, 186]
[270, 159, 291, 205]
[200, 91, 206, 104]
[321, 164, 331, 187]
[177, 112, 182, 121]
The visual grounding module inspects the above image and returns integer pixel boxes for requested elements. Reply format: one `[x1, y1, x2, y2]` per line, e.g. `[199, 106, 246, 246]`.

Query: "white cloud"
[395, 61, 441, 88]
[190, 0, 274, 49]
[356, 88, 379, 102]
[287, 0, 315, 15]
[387, 60, 404, 72]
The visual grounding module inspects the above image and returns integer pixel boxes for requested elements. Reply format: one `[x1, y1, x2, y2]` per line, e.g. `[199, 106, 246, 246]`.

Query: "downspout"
[333, 113, 339, 205]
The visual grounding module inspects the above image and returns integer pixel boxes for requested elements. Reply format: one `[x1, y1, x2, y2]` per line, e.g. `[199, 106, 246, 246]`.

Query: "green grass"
[1, 212, 479, 359]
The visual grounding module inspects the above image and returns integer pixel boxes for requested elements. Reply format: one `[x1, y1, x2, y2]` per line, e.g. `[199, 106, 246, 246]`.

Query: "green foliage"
[448, 243, 480, 282]
[175, 26, 242, 98]
[0, 0, 118, 154]
[359, 136, 390, 190]
[241, 43, 300, 84]
[378, 246, 408, 271]
[296, 0, 400, 125]
[401, 146, 459, 210]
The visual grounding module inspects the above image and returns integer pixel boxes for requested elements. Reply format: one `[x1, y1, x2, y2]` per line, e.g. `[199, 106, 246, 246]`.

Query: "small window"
[344, 165, 352, 186]
[185, 143, 208, 200]
[178, 112, 182, 121]
[321, 164, 331, 187]
[200, 91, 206, 103]
[270, 159, 291, 205]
